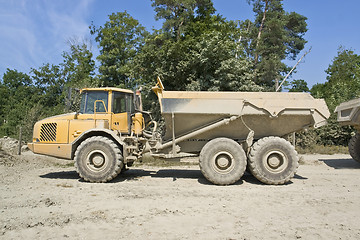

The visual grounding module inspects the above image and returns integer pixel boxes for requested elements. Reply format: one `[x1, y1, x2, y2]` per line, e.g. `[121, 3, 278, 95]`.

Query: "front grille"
[40, 123, 57, 142]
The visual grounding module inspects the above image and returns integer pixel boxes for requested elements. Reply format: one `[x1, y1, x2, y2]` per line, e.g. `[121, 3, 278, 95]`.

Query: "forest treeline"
[0, 0, 359, 148]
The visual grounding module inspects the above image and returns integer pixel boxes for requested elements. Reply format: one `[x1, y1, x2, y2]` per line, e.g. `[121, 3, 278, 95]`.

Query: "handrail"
[94, 100, 107, 128]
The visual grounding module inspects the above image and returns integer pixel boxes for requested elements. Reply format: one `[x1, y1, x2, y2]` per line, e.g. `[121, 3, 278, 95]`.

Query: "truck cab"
[28, 87, 144, 160]
[76, 88, 136, 135]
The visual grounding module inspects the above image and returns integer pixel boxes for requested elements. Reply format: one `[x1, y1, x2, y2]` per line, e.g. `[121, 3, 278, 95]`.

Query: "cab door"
[111, 92, 133, 134]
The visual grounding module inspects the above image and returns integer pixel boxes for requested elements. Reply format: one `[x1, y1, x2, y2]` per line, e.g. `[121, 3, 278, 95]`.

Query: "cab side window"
[113, 93, 126, 114]
[126, 94, 135, 114]
[113, 92, 135, 114]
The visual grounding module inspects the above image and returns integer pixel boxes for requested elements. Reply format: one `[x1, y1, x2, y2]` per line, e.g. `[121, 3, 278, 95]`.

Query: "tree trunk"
[177, 20, 184, 41]
[254, 0, 269, 64]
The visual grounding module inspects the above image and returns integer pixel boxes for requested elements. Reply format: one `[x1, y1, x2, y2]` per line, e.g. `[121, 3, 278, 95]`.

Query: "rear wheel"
[74, 136, 123, 183]
[199, 138, 247, 185]
[349, 133, 360, 163]
[248, 136, 299, 185]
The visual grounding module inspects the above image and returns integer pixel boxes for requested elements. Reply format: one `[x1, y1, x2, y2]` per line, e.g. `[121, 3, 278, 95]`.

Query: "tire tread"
[74, 136, 123, 183]
[349, 133, 360, 163]
[248, 136, 299, 185]
[199, 138, 247, 185]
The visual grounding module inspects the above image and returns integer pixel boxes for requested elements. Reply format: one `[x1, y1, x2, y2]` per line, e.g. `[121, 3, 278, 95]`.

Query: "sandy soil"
[1, 151, 360, 240]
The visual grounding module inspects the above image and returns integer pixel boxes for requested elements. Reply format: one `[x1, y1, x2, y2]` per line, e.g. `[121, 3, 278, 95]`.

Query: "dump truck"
[28, 78, 330, 185]
[335, 98, 360, 163]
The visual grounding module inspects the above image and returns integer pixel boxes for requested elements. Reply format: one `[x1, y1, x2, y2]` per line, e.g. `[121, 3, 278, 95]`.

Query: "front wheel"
[74, 136, 123, 183]
[248, 136, 299, 185]
[199, 138, 247, 185]
[349, 133, 360, 163]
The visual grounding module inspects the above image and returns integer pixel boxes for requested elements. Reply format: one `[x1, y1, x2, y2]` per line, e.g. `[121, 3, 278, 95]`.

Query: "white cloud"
[44, 0, 93, 41]
[0, 0, 94, 76]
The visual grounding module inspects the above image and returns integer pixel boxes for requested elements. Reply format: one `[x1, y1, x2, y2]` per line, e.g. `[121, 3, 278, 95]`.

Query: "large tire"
[74, 136, 123, 183]
[248, 136, 299, 185]
[199, 138, 247, 185]
[349, 133, 360, 163]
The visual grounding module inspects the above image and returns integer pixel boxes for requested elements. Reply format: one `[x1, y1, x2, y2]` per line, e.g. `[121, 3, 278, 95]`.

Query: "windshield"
[79, 91, 108, 114]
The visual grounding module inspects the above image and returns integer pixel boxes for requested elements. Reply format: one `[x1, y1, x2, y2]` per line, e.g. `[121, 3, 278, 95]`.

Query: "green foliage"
[245, 0, 307, 89]
[62, 42, 97, 111]
[133, 7, 262, 91]
[62, 42, 97, 88]
[0, 69, 40, 139]
[293, 130, 319, 149]
[307, 47, 360, 146]
[90, 12, 149, 88]
[186, 31, 261, 91]
[31, 64, 65, 113]
[288, 79, 309, 92]
[130, 7, 264, 119]
[317, 47, 360, 112]
[0, 41, 96, 141]
[151, 0, 215, 40]
[0, 84, 7, 126]
[296, 144, 348, 155]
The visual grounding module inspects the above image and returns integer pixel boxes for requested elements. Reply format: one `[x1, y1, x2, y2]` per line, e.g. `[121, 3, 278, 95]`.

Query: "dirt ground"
[1, 149, 360, 240]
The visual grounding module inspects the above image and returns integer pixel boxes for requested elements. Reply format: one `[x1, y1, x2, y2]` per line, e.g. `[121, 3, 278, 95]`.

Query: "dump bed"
[153, 82, 330, 153]
[335, 98, 360, 130]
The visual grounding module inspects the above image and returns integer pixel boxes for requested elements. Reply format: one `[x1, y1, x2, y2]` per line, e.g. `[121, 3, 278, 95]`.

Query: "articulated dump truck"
[335, 98, 360, 163]
[28, 79, 330, 185]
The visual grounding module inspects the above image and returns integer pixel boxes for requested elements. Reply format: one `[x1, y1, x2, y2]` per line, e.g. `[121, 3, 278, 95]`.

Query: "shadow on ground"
[39, 168, 307, 186]
[40, 170, 79, 180]
[320, 158, 360, 169]
[293, 174, 308, 180]
[116, 168, 248, 185]
[40, 168, 209, 184]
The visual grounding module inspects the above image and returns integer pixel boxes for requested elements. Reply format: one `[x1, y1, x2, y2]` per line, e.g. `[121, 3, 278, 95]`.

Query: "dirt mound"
[0, 136, 29, 153]
[0, 136, 20, 153]
[0, 148, 15, 166]
[0, 136, 30, 166]
[0, 137, 17, 166]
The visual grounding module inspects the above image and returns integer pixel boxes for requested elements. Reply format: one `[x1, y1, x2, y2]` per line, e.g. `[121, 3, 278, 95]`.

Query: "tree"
[151, 0, 215, 40]
[309, 47, 360, 146]
[31, 64, 66, 116]
[311, 47, 360, 112]
[0, 69, 39, 138]
[0, 84, 7, 125]
[0, 41, 98, 140]
[184, 31, 261, 92]
[62, 41, 97, 88]
[245, 0, 307, 89]
[61, 41, 97, 111]
[90, 12, 148, 88]
[324, 48, 360, 111]
[288, 79, 309, 92]
[134, 1, 261, 92]
[129, 1, 264, 120]
[134, 27, 260, 93]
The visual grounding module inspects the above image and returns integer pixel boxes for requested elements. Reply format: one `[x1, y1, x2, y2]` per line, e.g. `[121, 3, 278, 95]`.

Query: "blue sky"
[1, 0, 360, 88]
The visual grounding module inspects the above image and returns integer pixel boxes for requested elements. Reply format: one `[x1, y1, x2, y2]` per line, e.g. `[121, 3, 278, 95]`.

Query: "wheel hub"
[268, 154, 281, 168]
[217, 155, 230, 169]
[213, 152, 234, 172]
[264, 151, 288, 173]
[87, 150, 108, 170]
[92, 153, 105, 167]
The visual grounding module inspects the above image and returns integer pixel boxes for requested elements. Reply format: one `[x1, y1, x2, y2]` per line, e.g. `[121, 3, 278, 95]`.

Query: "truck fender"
[70, 128, 125, 159]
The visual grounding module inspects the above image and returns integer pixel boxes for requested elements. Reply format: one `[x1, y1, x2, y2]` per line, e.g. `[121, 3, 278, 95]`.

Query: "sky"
[1, 0, 360, 88]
